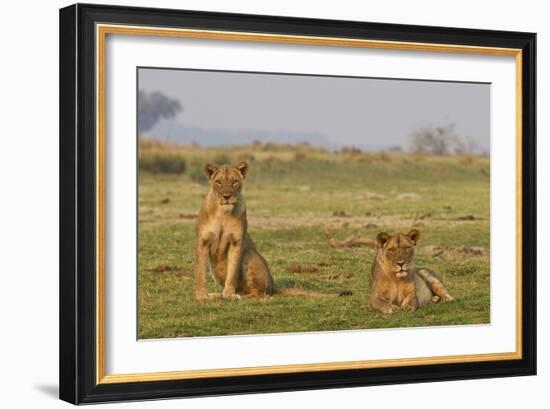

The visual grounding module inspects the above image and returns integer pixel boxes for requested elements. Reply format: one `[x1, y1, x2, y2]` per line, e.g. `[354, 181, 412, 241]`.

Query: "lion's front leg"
[369, 295, 400, 315]
[223, 238, 243, 299]
[400, 291, 418, 312]
[195, 236, 211, 300]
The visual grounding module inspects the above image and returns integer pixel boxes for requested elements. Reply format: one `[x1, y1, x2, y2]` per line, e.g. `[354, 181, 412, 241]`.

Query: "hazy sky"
[139, 68, 490, 151]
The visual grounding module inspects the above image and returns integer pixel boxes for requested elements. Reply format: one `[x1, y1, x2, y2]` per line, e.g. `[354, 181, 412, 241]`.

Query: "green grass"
[138, 141, 490, 339]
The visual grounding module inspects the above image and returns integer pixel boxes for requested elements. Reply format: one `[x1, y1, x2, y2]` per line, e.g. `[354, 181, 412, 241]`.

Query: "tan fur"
[194, 162, 352, 301]
[369, 229, 454, 314]
[195, 162, 274, 300]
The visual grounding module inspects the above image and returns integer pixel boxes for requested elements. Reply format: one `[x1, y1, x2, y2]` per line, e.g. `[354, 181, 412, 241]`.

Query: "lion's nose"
[397, 261, 405, 268]
[223, 194, 231, 200]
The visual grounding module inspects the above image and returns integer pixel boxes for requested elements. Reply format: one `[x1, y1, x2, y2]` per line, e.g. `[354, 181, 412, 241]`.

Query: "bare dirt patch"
[285, 264, 319, 274]
[421, 245, 487, 258]
[179, 213, 197, 219]
[332, 210, 351, 218]
[455, 214, 486, 221]
[147, 264, 180, 273]
[396, 192, 422, 200]
[363, 191, 385, 200]
[146, 264, 193, 278]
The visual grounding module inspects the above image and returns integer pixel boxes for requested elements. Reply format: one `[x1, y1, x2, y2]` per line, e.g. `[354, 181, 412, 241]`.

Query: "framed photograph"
[59, 3, 536, 404]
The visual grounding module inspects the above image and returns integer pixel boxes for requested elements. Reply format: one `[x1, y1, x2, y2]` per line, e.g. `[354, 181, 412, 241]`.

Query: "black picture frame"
[59, 3, 536, 404]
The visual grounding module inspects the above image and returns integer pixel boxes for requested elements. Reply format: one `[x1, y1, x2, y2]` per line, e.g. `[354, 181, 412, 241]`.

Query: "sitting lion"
[369, 229, 454, 314]
[194, 161, 352, 301]
[194, 161, 274, 300]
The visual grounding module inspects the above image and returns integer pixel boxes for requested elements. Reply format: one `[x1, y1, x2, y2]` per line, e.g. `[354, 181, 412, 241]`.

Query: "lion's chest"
[381, 277, 414, 306]
[202, 215, 243, 261]
[394, 279, 415, 305]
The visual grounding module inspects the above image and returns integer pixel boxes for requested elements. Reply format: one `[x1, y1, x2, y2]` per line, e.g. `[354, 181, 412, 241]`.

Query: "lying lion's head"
[204, 162, 248, 210]
[376, 229, 421, 278]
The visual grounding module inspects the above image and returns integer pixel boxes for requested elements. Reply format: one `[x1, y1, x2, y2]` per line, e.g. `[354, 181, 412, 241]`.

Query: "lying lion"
[369, 229, 454, 314]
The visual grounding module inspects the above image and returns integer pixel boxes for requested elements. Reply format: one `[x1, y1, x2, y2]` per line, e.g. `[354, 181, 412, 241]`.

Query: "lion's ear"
[204, 163, 218, 179]
[376, 232, 390, 248]
[408, 229, 421, 245]
[236, 161, 249, 178]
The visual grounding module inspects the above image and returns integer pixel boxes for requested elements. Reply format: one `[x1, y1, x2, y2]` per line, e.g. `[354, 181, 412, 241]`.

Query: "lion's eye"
[215, 180, 222, 186]
[232, 180, 238, 186]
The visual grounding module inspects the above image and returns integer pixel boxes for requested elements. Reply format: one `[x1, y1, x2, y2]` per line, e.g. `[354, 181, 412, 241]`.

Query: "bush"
[189, 164, 208, 183]
[139, 154, 186, 174]
[340, 146, 362, 156]
[378, 152, 390, 162]
[212, 153, 231, 165]
[237, 153, 255, 162]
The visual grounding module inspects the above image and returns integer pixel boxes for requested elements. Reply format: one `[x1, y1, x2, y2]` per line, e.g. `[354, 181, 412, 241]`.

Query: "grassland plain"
[138, 140, 490, 339]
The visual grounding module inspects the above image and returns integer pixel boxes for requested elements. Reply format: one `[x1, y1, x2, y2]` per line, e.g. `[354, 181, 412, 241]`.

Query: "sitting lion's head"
[376, 229, 421, 278]
[204, 162, 248, 211]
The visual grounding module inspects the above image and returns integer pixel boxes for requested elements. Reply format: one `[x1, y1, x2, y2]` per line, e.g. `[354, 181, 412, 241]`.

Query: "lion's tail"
[273, 288, 353, 298]
[416, 268, 454, 301]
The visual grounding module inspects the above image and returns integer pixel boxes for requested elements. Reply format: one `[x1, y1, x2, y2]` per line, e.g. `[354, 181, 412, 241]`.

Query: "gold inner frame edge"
[95, 23, 523, 385]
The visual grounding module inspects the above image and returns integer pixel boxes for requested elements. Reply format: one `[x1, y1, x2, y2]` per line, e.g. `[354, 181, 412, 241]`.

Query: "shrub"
[189, 164, 208, 183]
[340, 146, 362, 156]
[212, 153, 231, 165]
[139, 154, 186, 174]
[378, 152, 390, 162]
[237, 153, 255, 162]
[460, 156, 475, 166]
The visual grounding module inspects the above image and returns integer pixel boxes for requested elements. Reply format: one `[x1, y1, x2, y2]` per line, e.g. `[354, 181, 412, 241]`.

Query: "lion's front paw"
[195, 290, 210, 301]
[222, 290, 242, 300]
[380, 304, 400, 314]
[401, 303, 417, 312]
